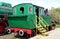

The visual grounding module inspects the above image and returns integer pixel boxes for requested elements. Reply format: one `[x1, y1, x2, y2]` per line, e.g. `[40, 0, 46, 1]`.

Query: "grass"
[56, 24, 60, 28]
[12, 37, 19, 39]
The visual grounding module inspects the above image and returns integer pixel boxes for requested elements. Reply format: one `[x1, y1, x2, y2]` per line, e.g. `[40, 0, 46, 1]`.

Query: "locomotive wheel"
[48, 26, 52, 31]
[27, 29, 36, 38]
[32, 29, 36, 36]
[7, 29, 11, 34]
[18, 30, 24, 36]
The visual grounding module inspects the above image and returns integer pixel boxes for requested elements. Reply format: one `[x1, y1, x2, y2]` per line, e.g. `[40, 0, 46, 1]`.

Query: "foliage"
[55, 8, 60, 12]
[49, 7, 60, 24]
[56, 24, 60, 28]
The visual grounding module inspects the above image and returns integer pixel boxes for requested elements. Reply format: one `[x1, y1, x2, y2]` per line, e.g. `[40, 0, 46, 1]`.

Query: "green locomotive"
[7, 3, 55, 37]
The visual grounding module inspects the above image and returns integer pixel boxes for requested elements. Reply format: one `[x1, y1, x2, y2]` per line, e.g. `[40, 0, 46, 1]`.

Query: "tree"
[49, 7, 60, 24]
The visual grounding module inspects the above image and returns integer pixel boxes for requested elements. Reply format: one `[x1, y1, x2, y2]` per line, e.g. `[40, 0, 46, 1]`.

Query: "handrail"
[36, 16, 47, 27]
[40, 16, 48, 26]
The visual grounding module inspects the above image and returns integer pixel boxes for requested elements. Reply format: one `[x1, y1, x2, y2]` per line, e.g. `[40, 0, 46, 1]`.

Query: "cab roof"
[13, 3, 44, 9]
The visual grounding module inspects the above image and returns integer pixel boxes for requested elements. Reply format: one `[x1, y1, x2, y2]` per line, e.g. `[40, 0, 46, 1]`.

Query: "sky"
[0, 0, 60, 10]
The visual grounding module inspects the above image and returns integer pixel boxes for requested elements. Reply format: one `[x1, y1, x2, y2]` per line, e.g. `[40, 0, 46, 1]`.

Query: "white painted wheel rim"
[7, 29, 11, 34]
[19, 30, 24, 36]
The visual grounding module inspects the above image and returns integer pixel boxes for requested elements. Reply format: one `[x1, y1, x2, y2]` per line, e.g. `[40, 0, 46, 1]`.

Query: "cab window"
[40, 9, 44, 15]
[29, 7, 32, 13]
[13, 8, 16, 14]
[20, 7, 24, 14]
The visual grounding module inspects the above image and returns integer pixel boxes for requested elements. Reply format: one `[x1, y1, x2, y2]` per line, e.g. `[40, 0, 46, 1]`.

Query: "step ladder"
[36, 16, 48, 36]
[38, 16, 49, 30]
[36, 26, 48, 36]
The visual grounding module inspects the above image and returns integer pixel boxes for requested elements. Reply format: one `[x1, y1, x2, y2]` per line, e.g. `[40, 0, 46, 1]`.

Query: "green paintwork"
[0, 2, 13, 15]
[41, 15, 51, 25]
[33, 6, 50, 27]
[39, 7, 51, 26]
[0, 2, 12, 7]
[8, 3, 36, 29]
[8, 3, 51, 29]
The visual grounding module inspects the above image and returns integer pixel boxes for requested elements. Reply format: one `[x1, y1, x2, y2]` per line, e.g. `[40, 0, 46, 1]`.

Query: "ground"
[29, 28, 60, 39]
[0, 28, 60, 39]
